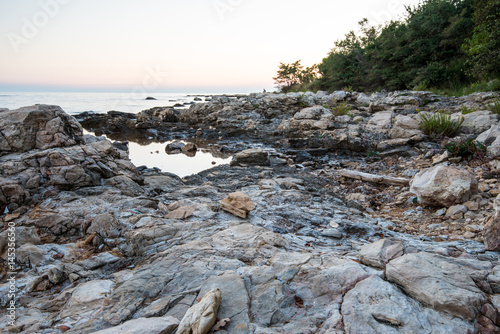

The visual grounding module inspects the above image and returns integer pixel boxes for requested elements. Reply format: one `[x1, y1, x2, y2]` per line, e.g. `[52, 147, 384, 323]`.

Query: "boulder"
[0, 226, 41, 259]
[410, 165, 478, 207]
[177, 288, 222, 334]
[366, 111, 394, 134]
[389, 114, 422, 139]
[359, 239, 404, 269]
[343, 276, 474, 334]
[230, 148, 270, 166]
[137, 107, 179, 123]
[477, 123, 500, 158]
[93, 317, 179, 334]
[87, 213, 121, 238]
[182, 142, 197, 153]
[461, 110, 499, 135]
[219, 192, 256, 218]
[386, 252, 490, 321]
[484, 194, 500, 251]
[0, 104, 84, 156]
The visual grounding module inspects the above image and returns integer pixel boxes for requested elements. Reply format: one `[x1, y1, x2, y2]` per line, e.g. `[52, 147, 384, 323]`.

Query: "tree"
[463, 0, 500, 80]
[273, 60, 318, 92]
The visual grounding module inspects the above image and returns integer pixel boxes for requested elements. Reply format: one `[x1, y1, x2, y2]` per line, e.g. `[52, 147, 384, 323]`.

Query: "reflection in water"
[127, 141, 232, 178]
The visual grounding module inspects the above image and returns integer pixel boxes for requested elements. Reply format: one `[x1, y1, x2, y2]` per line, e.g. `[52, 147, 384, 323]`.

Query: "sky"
[0, 0, 423, 93]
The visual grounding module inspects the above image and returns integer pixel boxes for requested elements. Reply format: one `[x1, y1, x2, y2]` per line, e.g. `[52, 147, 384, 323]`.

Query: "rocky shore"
[2, 90, 500, 333]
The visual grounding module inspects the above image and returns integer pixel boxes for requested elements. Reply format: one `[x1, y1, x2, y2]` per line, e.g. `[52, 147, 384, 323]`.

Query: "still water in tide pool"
[127, 141, 232, 178]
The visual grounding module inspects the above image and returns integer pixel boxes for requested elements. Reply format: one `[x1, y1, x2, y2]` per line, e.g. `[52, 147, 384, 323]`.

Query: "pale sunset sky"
[0, 0, 422, 93]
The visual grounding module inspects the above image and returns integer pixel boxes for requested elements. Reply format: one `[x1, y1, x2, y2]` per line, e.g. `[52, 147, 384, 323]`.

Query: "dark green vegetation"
[274, 0, 500, 95]
[444, 137, 487, 161]
[419, 111, 464, 138]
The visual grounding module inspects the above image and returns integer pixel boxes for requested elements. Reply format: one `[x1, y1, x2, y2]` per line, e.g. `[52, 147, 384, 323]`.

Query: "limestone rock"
[177, 288, 222, 334]
[166, 205, 196, 219]
[386, 252, 489, 320]
[359, 239, 404, 269]
[0, 104, 84, 156]
[93, 317, 179, 334]
[230, 148, 270, 166]
[461, 110, 499, 135]
[343, 275, 474, 334]
[477, 123, 500, 158]
[389, 114, 422, 139]
[366, 111, 393, 134]
[484, 194, 500, 251]
[410, 165, 478, 207]
[219, 192, 256, 218]
[198, 273, 251, 332]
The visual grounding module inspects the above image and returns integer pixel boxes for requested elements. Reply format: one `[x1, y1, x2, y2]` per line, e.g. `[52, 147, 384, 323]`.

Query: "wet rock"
[219, 192, 256, 218]
[182, 142, 197, 153]
[484, 194, 500, 251]
[343, 276, 473, 334]
[93, 317, 179, 334]
[359, 239, 404, 269]
[165, 141, 185, 153]
[410, 165, 478, 207]
[177, 288, 222, 334]
[386, 252, 490, 320]
[230, 148, 270, 166]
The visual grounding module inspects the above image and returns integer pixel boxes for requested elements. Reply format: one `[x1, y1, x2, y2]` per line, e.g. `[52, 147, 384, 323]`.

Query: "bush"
[487, 98, 500, 114]
[420, 111, 464, 138]
[444, 137, 487, 161]
[461, 105, 477, 114]
[331, 102, 351, 116]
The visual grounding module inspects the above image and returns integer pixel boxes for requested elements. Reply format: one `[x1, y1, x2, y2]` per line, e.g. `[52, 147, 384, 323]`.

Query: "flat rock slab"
[359, 239, 404, 269]
[386, 252, 490, 321]
[93, 316, 179, 334]
[343, 275, 474, 334]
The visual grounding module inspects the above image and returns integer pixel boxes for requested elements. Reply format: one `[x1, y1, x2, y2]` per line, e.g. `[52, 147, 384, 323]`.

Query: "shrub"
[461, 105, 477, 114]
[487, 98, 500, 114]
[331, 101, 351, 116]
[420, 111, 464, 138]
[444, 137, 487, 161]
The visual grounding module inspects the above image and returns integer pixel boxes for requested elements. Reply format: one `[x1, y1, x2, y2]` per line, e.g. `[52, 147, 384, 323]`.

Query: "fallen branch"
[338, 169, 410, 186]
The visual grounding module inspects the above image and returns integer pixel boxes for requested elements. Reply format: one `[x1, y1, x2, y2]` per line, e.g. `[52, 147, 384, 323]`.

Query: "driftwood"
[338, 169, 410, 186]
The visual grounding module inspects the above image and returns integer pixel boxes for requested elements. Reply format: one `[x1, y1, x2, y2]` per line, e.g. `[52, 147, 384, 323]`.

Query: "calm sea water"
[0, 92, 213, 115]
[0, 91, 236, 176]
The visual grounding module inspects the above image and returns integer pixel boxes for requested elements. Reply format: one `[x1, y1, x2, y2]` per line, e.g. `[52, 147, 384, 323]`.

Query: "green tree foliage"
[279, 0, 499, 93]
[463, 0, 500, 80]
[273, 60, 318, 92]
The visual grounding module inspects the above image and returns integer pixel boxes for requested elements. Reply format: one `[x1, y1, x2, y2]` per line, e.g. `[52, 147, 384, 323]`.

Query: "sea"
[0, 91, 239, 177]
[0, 91, 215, 115]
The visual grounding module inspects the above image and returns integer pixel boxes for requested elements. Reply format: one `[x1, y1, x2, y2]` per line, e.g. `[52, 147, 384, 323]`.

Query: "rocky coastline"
[2, 90, 500, 333]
